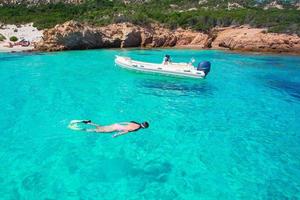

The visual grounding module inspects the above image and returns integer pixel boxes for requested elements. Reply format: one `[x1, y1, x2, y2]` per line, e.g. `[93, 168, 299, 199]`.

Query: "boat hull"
[115, 56, 206, 79]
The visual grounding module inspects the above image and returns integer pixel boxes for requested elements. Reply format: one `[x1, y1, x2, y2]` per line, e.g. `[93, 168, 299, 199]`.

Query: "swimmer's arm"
[112, 131, 129, 138]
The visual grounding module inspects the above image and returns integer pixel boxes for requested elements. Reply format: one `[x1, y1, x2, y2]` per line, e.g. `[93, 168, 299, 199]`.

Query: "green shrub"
[0, 33, 6, 41]
[0, 1, 298, 35]
[10, 36, 18, 42]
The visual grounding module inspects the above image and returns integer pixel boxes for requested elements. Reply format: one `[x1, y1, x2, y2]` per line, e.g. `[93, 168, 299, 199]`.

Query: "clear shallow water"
[0, 49, 300, 199]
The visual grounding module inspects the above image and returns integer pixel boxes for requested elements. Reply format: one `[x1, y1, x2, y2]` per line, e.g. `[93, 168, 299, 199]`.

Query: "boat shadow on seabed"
[267, 78, 300, 102]
[138, 79, 216, 97]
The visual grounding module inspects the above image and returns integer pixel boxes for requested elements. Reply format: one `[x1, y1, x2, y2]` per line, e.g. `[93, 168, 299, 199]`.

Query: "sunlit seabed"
[0, 49, 300, 199]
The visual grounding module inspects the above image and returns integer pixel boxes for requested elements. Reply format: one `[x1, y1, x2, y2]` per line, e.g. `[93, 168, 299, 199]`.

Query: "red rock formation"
[36, 21, 208, 51]
[211, 26, 300, 53]
[36, 21, 105, 51]
[35, 21, 300, 54]
[175, 28, 208, 48]
[121, 28, 142, 48]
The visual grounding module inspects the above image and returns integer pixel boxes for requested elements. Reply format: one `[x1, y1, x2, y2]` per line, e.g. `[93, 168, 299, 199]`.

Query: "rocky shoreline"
[31, 20, 299, 54]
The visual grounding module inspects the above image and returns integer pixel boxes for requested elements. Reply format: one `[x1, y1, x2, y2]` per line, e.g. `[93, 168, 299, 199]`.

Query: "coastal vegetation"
[9, 36, 18, 42]
[0, 0, 299, 35]
[0, 33, 6, 41]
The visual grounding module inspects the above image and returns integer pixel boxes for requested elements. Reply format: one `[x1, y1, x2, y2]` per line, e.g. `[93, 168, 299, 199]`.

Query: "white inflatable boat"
[114, 56, 211, 79]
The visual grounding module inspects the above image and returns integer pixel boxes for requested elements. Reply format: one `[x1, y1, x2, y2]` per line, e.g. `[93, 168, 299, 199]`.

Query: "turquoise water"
[0, 49, 300, 199]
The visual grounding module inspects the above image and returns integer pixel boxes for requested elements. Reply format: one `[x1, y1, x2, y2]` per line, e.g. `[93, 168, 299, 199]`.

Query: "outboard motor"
[197, 61, 211, 76]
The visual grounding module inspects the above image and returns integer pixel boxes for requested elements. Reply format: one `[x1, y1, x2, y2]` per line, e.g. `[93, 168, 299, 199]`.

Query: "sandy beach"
[0, 23, 43, 52]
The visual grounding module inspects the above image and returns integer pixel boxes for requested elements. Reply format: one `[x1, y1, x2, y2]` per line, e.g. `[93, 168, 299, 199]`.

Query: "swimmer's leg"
[83, 125, 118, 133]
[69, 120, 100, 132]
[70, 121, 118, 133]
[82, 122, 110, 133]
[70, 120, 84, 124]
[86, 122, 102, 127]
[68, 120, 84, 130]
[81, 128, 98, 132]
[81, 128, 114, 133]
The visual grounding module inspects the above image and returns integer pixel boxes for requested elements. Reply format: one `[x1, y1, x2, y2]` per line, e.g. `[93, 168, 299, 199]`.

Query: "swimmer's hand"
[112, 131, 128, 138]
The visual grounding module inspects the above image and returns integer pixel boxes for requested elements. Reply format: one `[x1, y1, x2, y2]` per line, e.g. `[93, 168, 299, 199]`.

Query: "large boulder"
[141, 28, 153, 47]
[211, 26, 300, 53]
[35, 21, 105, 51]
[121, 28, 142, 47]
[143, 24, 178, 47]
[175, 28, 208, 48]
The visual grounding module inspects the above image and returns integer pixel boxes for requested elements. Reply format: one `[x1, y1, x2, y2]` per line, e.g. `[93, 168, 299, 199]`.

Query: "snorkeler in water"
[69, 120, 149, 138]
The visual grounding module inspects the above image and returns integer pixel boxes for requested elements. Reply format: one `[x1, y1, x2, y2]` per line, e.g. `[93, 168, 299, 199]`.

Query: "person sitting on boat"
[69, 120, 149, 138]
[163, 55, 171, 65]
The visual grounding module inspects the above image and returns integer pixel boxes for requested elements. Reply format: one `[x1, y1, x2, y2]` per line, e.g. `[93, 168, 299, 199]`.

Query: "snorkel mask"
[141, 122, 149, 129]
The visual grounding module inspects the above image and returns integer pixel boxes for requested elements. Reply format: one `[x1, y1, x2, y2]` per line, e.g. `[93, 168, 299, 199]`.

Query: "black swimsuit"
[130, 121, 142, 132]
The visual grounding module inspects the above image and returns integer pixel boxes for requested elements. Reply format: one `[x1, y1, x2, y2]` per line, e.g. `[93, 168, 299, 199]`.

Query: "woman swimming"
[69, 120, 149, 138]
